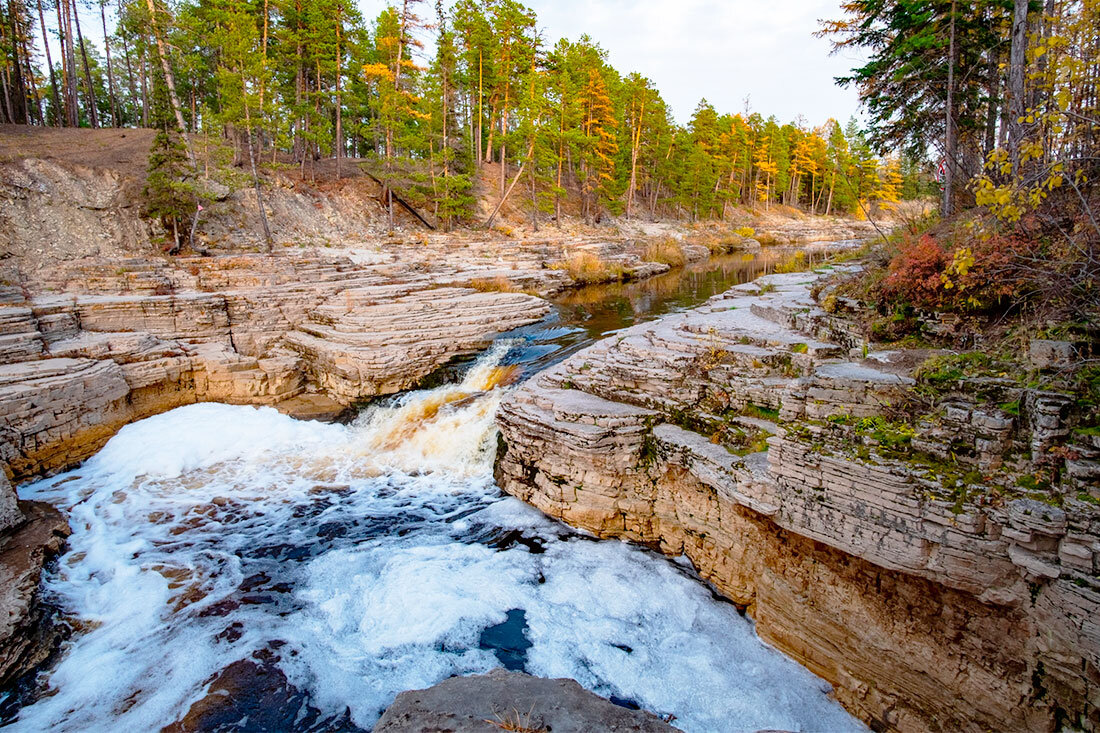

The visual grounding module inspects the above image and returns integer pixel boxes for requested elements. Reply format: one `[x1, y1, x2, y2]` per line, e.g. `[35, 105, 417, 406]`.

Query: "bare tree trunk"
[59, 0, 78, 125]
[983, 47, 999, 156]
[942, 0, 957, 218]
[1007, 0, 1029, 165]
[144, 0, 191, 158]
[36, 0, 61, 124]
[555, 95, 563, 226]
[0, 66, 13, 123]
[626, 98, 644, 219]
[21, 34, 43, 123]
[476, 50, 483, 164]
[118, 0, 139, 119]
[485, 139, 534, 228]
[334, 4, 341, 178]
[138, 44, 148, 126]
[72, 2, 99, 127]
[7, 0, 28, 123]
[99, 0, 118, 125]
[528, 150, 538, 231]
[241, 84, 273, 249]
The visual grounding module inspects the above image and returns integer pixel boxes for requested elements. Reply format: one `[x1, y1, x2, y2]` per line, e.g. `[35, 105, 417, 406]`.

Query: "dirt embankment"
[0, 124, 885, 285]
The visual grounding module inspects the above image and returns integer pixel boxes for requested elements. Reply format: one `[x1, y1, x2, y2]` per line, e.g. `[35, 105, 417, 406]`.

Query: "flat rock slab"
[274, 393, 351, 423]
[375, 668, 680, 733]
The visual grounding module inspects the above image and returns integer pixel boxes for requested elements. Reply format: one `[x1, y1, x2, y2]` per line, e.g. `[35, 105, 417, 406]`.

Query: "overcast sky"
[359, 0, 867, 127]
[65, 0, 865, 128]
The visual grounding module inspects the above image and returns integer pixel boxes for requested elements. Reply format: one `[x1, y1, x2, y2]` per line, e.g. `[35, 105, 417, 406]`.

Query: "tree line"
[0, 0, 932, 233]
[821, 0, 1098, 220]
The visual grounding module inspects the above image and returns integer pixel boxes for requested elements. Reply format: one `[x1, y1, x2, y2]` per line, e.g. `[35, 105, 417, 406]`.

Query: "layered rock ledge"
[0, 252, 554, 484]
[495, 268, 1100, 732]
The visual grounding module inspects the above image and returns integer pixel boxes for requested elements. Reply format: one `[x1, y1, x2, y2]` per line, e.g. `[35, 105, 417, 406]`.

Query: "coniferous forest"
[0, 0, 934, 231]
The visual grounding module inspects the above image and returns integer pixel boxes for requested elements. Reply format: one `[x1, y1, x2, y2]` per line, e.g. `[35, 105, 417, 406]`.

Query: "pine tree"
[143, 69, 197, 253]
[577, 65, 617, 223]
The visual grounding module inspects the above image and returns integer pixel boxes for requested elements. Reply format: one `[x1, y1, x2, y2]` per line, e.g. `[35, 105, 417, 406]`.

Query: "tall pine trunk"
[626, 98, 644, 219]
[73, 3, 99, 127]
[241, 78, 273, 249]
[1007, 0, 1029, 166]
[36, 0, 60, 124]
[942, 0, 957, 218]
[334, 4, 342, 178]
[144, 0, 191, 158]
[59, 0, 77, 125]
[7, 0, 28, 124]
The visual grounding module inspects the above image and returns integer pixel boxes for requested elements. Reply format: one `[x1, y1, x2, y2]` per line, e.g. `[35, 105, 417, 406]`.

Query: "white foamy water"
[9, 343, 862, 733]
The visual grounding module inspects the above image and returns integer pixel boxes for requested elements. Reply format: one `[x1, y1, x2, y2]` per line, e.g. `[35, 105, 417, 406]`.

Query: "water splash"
[9, 342, 862, 733]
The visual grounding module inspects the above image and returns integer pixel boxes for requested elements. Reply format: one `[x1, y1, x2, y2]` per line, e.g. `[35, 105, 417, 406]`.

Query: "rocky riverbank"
[495, 266, 1100, 732]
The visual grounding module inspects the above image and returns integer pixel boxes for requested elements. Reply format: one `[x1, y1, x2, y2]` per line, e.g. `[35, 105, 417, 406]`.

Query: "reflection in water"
[507, 246, 842, 376]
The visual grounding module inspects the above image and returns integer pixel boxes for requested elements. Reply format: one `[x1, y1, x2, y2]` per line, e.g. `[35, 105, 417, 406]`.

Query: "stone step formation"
[494, 266, 1100, 732]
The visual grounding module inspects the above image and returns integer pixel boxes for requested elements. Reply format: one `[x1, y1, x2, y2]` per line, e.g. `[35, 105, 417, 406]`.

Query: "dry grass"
[643, 238, 686, 267]
[486, 707, 547, 732]
[679, 228, 760, 254]
[468, 276, 520, 293]
[774, 251, 810, 273]
[554, 251, 627, 284]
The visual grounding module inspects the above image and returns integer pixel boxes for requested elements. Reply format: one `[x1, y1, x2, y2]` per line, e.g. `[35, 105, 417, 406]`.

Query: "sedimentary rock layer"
[0, 253, 549, 482]
[495, 270, 1100, 732]
[0, 500, 71, 688]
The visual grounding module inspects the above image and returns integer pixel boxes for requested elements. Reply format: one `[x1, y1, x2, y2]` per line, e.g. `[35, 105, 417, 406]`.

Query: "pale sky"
[359, 0, 867, 128]
[64, 0, 865, 129]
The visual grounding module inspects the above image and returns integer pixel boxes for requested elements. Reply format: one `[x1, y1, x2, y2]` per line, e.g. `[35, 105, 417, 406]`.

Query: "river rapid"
[4, 249, 864, 733]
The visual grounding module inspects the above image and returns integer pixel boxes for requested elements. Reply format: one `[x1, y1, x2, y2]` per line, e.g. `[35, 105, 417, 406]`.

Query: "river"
[3, 247, 863, 732]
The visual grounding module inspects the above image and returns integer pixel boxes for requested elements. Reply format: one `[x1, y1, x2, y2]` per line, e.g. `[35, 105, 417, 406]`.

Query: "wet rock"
[0, 501, 71, 688]
[163, 657, 365, 733]
[374, 668, 679, 733]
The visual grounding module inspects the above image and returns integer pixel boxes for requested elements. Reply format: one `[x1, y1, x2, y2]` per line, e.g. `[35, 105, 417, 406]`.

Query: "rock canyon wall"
[495, 270, 1100, 732]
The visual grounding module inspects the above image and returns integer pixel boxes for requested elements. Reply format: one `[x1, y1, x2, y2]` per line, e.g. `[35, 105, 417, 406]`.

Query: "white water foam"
[10, 344, 863, 733]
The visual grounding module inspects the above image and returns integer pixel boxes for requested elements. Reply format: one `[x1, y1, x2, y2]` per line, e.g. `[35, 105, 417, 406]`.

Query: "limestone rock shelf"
[0, 252, 551, 483]
[495, 268, 1100, 732]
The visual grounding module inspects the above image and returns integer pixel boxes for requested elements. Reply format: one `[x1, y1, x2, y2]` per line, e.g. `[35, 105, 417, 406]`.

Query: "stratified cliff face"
[495, 270, 1100, 732]
[0, 253, 552, 484]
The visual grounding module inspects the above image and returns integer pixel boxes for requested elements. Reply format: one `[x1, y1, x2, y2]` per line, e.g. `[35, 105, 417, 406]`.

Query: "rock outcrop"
[0, 252, 552, 483]
[495, 269, 1100, 732]
[0, 500, 71, 688]
[374, 668, 679, 733]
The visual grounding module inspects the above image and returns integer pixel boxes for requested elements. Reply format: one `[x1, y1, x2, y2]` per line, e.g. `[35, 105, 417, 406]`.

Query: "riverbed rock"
[495, 267, 1100, 733]
[374, 668, 680, 733]
[0, 500, 71, 688]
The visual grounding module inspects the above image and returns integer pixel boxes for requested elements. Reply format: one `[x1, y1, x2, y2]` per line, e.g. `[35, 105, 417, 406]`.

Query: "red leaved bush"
[877, 230, 1041, 312]
[880, 234, 948, 309]
[952, 232, 1034, 307]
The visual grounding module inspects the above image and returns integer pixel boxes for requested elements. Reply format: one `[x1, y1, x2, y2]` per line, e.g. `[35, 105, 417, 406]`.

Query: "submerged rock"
[374, 668, 679, 733]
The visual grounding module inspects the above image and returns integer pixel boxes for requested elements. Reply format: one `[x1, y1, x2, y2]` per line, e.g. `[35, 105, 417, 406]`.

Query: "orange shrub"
[881, 234, 949, 309]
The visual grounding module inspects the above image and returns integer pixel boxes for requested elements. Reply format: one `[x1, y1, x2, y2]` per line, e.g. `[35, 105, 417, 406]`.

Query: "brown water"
[506, 245, 841, 375]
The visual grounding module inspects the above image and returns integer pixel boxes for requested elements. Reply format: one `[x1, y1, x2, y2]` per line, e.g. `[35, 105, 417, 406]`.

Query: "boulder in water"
[375, 668, 680, 732]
